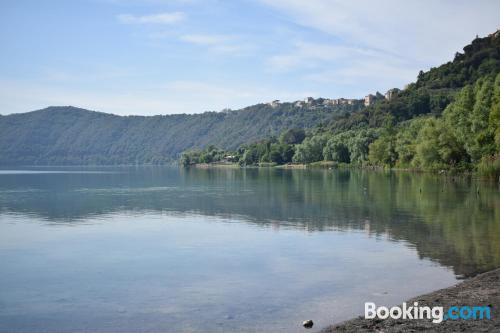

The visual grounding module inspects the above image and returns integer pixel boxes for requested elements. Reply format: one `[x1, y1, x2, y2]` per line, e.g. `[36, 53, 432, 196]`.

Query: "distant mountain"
[0, 101, 362, 165]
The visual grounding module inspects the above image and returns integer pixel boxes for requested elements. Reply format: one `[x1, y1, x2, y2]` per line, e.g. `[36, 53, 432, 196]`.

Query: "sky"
[0, 0, 499, 116]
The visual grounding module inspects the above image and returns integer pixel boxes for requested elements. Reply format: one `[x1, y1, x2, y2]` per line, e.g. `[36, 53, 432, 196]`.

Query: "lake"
[0, 167, 499, 333]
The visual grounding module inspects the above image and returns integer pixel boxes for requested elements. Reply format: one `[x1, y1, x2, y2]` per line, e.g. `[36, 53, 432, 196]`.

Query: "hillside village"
[266, 87, 401, 109]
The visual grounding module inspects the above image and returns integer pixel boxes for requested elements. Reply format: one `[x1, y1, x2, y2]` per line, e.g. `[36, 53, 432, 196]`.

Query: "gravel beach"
[321, 268, 500, 333]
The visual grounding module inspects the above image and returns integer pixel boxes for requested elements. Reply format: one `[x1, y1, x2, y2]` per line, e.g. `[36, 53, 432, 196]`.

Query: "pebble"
[302, 320, 313, 329]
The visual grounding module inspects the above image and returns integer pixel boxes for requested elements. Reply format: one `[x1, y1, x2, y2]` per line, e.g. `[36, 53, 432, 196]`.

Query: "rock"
[302, 320, 314, 329]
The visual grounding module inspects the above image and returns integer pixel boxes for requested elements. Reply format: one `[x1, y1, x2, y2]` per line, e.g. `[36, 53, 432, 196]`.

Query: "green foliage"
[328, 33, 499, 132]
[292, 135, 328, 163]
[180, 149, 200, 166]
[269, 143, 294, 164]
[412, 118, 468, 169]
[290, 129, 377, 165]
[279, 128, 306, 145]
[417, 35, 500, 89]
[490, 74, 500, 150]
[236, 138, 295, 166]
[347, 129, 378, 165]
[238, 71, 499, 173]
[180, 146, 233, 166]
[394, 118, 427, 167]
[323, 135, 350, 163]
[368, 136, 395, 167]
[366, 115, 395, 166]
[308, 33, 499, 173]
[443, 75, 498, 162]
[0, 101, 362, 165]
[477, 155, 500, 180]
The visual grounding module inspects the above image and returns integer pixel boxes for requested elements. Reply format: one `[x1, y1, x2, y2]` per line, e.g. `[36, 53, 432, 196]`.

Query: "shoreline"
[2, 163, 495, 180]
[320, 268, 500, 332]
[188, 162, 499, 181]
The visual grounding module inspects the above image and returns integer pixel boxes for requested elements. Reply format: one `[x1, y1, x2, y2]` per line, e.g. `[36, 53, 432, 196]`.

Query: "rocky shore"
[321, 268, 500, 333]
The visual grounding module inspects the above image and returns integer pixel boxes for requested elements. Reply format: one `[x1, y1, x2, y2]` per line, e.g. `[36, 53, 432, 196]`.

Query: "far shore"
[187, 162, 499, 181]
[320, 268, 500, 333]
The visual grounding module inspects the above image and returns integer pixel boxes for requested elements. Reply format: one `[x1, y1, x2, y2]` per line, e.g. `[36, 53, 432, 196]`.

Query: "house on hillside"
[304, 97, 315, 104]
[364, 92, 384, 106]
[322, 99, 333, 106]
[267, 100, 281, 108]
[364, 94, 375, 106]
[384, 88, 400, 101]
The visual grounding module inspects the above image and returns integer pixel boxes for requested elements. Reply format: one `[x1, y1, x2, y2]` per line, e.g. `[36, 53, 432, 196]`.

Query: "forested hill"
[0, 101, 362, 165]
[181, 31, 499, 177]
[329, 30, 500, 131]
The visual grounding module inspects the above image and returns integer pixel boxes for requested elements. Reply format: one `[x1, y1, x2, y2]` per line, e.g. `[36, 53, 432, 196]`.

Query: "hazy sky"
[1, 0, 499, 115]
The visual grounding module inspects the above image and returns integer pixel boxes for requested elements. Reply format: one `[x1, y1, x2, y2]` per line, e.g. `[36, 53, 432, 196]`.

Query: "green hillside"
[0, 101, 361, 165]
[183, 31, 500, 177]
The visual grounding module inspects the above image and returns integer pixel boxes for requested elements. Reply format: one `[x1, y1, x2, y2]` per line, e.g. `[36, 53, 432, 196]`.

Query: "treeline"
[182, 74, 500, 178]
[300, 75, 499, 174]
[181, 128, 305, 166]
[368, 75, 499, 171]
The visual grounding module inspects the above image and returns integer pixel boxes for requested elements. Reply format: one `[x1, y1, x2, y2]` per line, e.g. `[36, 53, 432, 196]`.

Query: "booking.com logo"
[365, 302, 492, 324]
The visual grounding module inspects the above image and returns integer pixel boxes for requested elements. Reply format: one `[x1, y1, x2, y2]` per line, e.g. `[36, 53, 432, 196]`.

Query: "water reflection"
[1, 167, 499, 333]
[0, 167, 498, 278]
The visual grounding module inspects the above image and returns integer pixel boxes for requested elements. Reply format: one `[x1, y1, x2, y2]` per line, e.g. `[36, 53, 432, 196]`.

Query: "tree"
[469, 76, 496, 160]
[489, 73, 500, 151]
[242, 146, 259, 165]
[413, 118, 467, 169]
[180, 150, 201, 166]
[347, 129, 377, 165]
[443, 85, 475, 154]
[269, 144, 283, 164]
[323, 136, 350, 163]
[394, 118, 426, 167]
[368, 136, 396, 166]
[292, 135, 328, 163]
[280, 128, 306, 145]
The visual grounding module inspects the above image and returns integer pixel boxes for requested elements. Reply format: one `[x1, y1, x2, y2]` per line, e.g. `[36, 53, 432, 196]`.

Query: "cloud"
[261, 0, 500, 95]
[179, 34, 230, 46]
[165, 80, 256, 100]
[260, 0, 500, 65]
[267, 42, 369, 71]
[117, 12, 185, 24]
[178, 34, 255, 55]
[266, 39, 418, 95]
[107, 0, 195, 4]
[267, 40, 411, 74]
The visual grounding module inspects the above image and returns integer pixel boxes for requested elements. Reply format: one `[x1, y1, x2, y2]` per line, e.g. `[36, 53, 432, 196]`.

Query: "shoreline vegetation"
[320, 268, 500, 333]
[181, 153, 500, 180]
[185, 160, 500, 182]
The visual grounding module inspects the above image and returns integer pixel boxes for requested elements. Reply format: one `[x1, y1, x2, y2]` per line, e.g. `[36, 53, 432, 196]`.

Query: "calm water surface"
[0, 167, 499, 333]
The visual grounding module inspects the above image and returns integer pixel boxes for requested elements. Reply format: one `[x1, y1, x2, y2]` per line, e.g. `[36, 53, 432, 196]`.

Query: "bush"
[477, 155, 500, 180]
